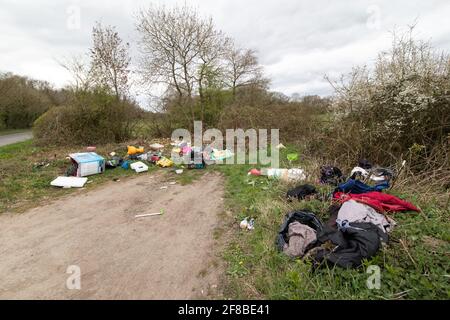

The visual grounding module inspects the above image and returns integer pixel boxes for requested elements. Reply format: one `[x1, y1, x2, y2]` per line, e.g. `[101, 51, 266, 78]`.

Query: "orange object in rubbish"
[248, 168, 261, 176]
[127, 146, 144, 155]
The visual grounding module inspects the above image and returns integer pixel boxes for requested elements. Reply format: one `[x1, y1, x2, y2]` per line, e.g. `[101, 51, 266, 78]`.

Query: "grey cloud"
[0, 0, 449, 103]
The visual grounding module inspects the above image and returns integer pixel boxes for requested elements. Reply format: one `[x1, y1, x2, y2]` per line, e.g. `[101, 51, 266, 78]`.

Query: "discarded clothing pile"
[312, 220, 388, 268]
[277, 211, 323, 258]
[278, 159, 420, 269]
[277, 210, 388, 268]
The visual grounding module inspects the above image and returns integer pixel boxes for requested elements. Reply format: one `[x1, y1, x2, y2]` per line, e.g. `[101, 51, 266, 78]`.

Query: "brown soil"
[0, 171, 225, 299]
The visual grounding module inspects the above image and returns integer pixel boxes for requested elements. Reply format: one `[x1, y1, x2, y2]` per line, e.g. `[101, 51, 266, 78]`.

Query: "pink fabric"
[181, 146, 192, 154]
[333, 191, 420, 213]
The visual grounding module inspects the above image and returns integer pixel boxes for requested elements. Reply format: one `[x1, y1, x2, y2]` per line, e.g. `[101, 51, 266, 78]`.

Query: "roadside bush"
[313, 29, 450, 175]
[217, 100, 328, 142]
[33, 90, 142, 146]
[142, 84, 330, 141]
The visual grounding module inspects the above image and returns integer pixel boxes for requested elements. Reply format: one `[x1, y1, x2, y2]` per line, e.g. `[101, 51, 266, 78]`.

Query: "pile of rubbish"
[275, 159, 420, 269]
[50, 139, 234, 188]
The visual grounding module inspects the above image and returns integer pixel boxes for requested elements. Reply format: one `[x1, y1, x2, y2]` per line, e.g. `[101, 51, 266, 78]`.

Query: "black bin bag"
[276, 211, 323, 251]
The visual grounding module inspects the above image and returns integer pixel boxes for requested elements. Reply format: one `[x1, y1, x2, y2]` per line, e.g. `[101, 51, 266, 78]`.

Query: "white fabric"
[51, 176, 88, 188]
[338, 200, 395, 233]
[351, 166, 369, 178]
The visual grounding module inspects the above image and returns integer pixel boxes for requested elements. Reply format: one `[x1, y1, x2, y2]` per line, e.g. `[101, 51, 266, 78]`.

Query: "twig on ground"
[399, 239, 417, 267]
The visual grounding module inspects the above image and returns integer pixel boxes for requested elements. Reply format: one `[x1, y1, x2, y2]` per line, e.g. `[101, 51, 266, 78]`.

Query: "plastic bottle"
[240, 218, 248, 229]
[260, 168, 306, 182]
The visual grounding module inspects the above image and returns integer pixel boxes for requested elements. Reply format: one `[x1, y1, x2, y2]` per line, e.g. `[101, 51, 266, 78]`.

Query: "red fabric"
[333, 191, 420, 213]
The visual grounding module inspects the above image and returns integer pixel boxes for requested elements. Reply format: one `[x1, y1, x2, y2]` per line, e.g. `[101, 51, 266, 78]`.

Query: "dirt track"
[0, 171, 225, 299]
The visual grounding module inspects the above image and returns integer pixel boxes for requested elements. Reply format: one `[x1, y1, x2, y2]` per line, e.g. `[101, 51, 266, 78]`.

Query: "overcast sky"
[1, 0, 450, 107]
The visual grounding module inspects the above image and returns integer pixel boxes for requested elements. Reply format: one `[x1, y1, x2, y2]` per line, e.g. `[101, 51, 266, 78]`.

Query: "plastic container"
[260, 168, 306, 182]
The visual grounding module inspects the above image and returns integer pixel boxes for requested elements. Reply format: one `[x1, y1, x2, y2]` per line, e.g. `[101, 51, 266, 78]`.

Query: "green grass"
[215, 147, 450, 300]
[1, 140, 448, 299]
[0, 140, 156, 213]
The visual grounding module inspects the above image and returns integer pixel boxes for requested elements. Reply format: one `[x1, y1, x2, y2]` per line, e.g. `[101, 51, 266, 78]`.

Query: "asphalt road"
[0, 131, 33, 147]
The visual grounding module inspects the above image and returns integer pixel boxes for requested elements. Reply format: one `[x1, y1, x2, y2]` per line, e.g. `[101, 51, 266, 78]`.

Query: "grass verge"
[0, 140, 157, 213]
[215, 147, 450, 300]
[1, 141, 448, 299]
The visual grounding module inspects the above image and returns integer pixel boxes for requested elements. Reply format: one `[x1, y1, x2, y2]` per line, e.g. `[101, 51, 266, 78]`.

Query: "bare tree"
[59, 55, 94, 92]
[223, 46, 267, 98]
[90, 22, 131, 99]
[136, 4, 228, 122]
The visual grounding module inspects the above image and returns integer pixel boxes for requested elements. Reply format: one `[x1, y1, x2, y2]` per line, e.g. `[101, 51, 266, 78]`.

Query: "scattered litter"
[136, 153, 149, 161]
[106, 155, 123, 169]
[240, 217, 255, 230]
[248, 168, 261, 176]
[286, 153, 299, 162]
[150, 154, 161, 163]
[121, 160, 130, 170]
[149, 143, 164, 151]
[273, 158, 421, 268]
[247, 218, 255, 230]
[130, 161, 148, 173]
[127, 145, 144, 155]
[157, 157, 174, 167]
[175, 169, 183, 174]
[33, 161, 50, 169]
[286, 168, 306, 182]
[240, 218, 248, 229]
[350, 166, 370, 179]
[320, 165, 344, 185]
[187, 147, 206, 169]
[160, 186, 168, 190]
[249, 168, 306, 182]
[248, 168, 306, 182]
[210, 149, 234, 161]
[182, 145, 192, 154]
[275, 143, 286, 149]
[369, 167, 394, 182]
[51, 176, 88, 188]
[169, 182, 177, 185]
[135, 212, 163, 218]
[287, 184, 317, 201]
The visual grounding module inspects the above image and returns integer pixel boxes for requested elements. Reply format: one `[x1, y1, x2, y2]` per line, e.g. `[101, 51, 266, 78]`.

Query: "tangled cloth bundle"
[335, 179, 389, 194]
[333, 191, 420, 213]
[312, 222, 388, 269]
